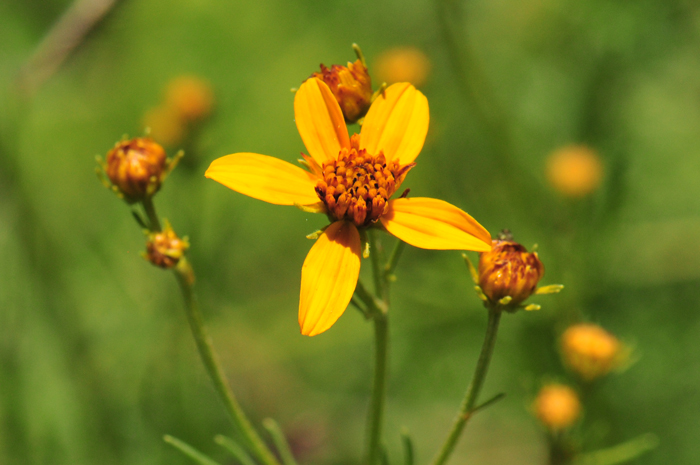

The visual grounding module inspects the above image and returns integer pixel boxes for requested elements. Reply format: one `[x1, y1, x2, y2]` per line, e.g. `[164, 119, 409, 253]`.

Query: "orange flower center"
[315, 140, 413, 227]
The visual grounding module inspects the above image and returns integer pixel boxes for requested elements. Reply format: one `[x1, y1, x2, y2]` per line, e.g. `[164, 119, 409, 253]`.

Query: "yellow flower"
[546, 145, 603, 198]
[165, 75, 214, 122]
[561, 323, 621, 381]
[534, 384, 581, 430]
[374, 47, 431, 88]
[205, 79, 491, 336]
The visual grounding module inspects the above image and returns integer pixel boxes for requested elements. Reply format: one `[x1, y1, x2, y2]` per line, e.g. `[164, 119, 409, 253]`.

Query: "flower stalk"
[142, 197, 162, 232]
[137, 194, 279, 465]
[356, 232, 401, 465]
[172, 258, 281, 465]
[430, 306, 502, 465]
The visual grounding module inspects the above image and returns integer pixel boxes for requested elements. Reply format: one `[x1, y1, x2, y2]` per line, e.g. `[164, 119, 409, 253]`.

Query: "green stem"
[365, 312, 389, 465]
[383, 239, 406, 286]
[362, 230, 393, 465]
[173, 260, 280, 465]
[430, 308, 502, 465]
[142, 197, 161, 231]
[368, 230, 384, 298]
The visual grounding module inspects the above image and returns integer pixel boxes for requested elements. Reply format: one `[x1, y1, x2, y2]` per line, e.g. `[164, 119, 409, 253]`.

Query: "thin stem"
[15, 0, 121, 97]
[430, 308, 502, 465]
[384, 239, 406, 281]
[262, 418, 299, 465]
[173, 260, 280, 465]
[142, 197, 161, 231]
[362, 231, 391, 465]
[365, 312, 389, 465]
[368, 230, 384, 298]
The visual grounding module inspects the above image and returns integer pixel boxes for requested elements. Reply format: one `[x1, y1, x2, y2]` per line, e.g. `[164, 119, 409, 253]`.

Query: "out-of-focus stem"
[172, 260, 280, 465]
[430, 308, 502, 465]
[142, 197, 161, 231]
[365, 310, 389, 465]
[16, 0, 121, 97]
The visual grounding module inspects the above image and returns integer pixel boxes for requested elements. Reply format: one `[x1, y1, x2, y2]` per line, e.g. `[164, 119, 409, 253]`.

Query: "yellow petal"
[360, 83, 429, 164]
[299, 221, 361, 336]
[205, 153, 320, 205]
[380, 198, 491, 251]
[294, 78, 350, 165]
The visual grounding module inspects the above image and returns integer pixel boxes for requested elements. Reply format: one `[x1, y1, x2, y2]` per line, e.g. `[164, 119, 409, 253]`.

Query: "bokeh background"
[1, 0, 699, 463]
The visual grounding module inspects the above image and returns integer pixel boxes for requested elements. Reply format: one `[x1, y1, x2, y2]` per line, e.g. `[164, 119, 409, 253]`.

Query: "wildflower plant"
[94, 44, 653, 465]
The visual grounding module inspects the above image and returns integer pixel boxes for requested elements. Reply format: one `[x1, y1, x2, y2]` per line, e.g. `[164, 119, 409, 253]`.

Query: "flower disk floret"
[315, 135, 414, 227]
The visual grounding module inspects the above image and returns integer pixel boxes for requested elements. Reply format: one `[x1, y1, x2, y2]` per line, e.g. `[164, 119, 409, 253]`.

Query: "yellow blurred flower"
[374, 47, 431, 88]
[534, 384, 581, 430]
[206, 79, 491, 336]
[546, 145, 603, 198]
[478, 239, 544, 308]
[561, 323, 621, 381]
[311, 59, 372, 124]
[165, 75, 214, 122]
[143, 105, 187, 147]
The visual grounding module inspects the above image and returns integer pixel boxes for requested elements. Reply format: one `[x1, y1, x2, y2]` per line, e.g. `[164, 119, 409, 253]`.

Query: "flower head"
[374, 47, 431, 88]
[534, 384, 581, 430]
[311, 59, 372, 124]
[205, 79, 491, 336]
[478, 238, 544, 309]
[105, 137, 167, 203]
[561, 323, 621, 381]
[165, 75, 214, 122]
[145, 223, 189, 269]
[546, 145, 603, 198]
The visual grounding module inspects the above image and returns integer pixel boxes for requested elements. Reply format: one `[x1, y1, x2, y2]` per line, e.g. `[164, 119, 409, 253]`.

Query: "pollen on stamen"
[315, 141, 414, 227]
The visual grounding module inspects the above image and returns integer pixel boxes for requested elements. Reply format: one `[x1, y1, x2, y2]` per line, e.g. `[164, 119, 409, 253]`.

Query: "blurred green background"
[1, 0, 699, 463]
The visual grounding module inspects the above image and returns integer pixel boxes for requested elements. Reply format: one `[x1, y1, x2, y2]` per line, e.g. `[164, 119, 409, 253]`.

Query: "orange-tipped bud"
[561, 324, 621, 381]
[105, 137, 167, 203]
[374, 47, 431, 88]
[145, 224, 189, 269]
[478, 239, 544, 308]
[534, 384, 581, 430]
[164, 76, 214, 122]
[546, 145, 603, 198]
[311, 59, 372, 124]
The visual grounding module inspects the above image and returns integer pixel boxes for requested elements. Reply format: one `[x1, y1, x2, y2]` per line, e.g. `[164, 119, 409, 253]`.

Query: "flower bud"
[534, 384, 581, 430]
[546, 145, 603, 198]
[374, 47, 431, 87]
[105, 137, 167, 203]
[143, 105, 187, 147]
[164, 76, 214, 122]
[145, 224, 189, 269]
[561, 324, 621, 381]
[311, 59, 372, 124]
[478, 239, 544, 308]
